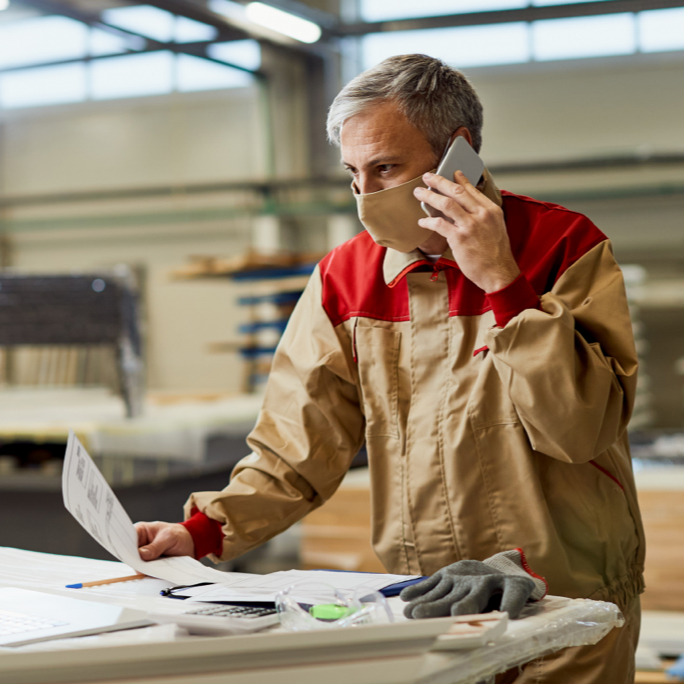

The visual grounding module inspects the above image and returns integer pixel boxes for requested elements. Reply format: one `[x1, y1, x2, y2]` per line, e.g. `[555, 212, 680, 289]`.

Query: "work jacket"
[185, 173, 645, 612]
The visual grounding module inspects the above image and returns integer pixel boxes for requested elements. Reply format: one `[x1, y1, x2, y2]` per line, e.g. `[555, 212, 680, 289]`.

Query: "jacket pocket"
[356, 326, 401, 439]
[467, 353, 520, 430]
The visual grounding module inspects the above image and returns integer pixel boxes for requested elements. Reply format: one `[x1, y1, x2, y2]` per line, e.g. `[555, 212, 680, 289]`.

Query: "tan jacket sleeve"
[485, 240, 638, 464]
[184, 266, 365, 561]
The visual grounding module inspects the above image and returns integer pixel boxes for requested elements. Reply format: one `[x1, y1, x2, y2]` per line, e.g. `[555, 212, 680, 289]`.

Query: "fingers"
[426, 171, 479, 208]
[414, 171, 480, 215]
[407, 576, 454, 605]
[409, 586, 470, 619]
[414, 186, 469, 222]
[139, 532, 168, 561]
[400, 575, 440, 602]
[135, 522, 194, 561]
[417, 215, 457, 237]
[404, 577, 467, 618]
[449, 580, 496, 617]
[402, 572, 535, 621]
[499, 577, 535, 619]
[403, 576, 453, 619]
[135, 522, 154, 547]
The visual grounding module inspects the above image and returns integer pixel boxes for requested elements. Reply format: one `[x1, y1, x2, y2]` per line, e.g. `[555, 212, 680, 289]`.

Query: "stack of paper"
[177, 569, 420, 604]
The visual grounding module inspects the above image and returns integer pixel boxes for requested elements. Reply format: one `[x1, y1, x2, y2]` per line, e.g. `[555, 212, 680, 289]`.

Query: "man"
[137, 55, 644, 682]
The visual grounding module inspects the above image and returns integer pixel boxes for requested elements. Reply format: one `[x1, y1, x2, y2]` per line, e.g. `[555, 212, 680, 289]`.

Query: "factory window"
[0, 16, 89, 69]
[102, 5, 176, 43]
[360, 0, 614, 22]
[532, 13, 636, 61]
[102, 4, 218, 44]
[175, 16, 219, 43]
[90, 51, 176, 101]
[363, 23, 530, 69]
[0, 11, 257, 110]
[639, 7, 684, 53]
[361, 0, 527, 22]
[0, 63, 87, 109]
[531, 0, 613, 5]
[360, 4, 684, 69]
[89, 29, 130, 57]
[177, 54, 253, 92]
[207, 40, 262, 71]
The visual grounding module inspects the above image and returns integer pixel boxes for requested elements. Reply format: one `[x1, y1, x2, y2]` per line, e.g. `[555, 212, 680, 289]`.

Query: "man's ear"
[451, 127, 473, 147]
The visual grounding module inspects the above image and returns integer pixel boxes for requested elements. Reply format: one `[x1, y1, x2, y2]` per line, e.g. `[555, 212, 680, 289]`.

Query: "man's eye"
[344, 167, 357, 176]
[378, 165, 394, 173]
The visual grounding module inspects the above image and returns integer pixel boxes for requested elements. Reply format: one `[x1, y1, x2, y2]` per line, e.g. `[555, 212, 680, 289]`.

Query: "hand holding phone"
[421, 137, 485, 217]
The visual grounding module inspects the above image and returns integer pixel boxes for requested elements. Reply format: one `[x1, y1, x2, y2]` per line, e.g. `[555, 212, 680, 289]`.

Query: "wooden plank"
[638, 490, 684, 611]
[635, 672, 669, 683]
[301, 485, 386, 573]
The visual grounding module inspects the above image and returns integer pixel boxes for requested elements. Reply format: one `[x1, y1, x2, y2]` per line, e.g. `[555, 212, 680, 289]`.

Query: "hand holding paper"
[135, 521, 195, 561]
[62, 431, 242, 587]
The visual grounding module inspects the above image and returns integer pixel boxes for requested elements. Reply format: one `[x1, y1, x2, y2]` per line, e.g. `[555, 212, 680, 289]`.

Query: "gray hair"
[327, 54, 484, 156]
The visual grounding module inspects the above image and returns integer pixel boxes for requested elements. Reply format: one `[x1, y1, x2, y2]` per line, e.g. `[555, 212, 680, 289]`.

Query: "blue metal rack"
[232, 262, 317, 392]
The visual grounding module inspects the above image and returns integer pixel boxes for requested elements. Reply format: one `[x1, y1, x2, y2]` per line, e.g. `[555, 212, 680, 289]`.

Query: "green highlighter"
[309, 604, 356, 621]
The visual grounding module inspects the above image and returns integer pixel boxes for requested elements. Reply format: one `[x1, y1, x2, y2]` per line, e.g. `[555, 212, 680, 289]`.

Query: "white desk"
[0, 547, 623, 684]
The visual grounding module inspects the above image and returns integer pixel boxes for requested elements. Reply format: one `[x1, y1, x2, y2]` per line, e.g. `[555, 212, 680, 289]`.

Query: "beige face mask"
[353, 173, 435, 253]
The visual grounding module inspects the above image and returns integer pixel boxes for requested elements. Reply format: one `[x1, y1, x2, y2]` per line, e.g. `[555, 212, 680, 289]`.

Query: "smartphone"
[421, 136, 485, 217]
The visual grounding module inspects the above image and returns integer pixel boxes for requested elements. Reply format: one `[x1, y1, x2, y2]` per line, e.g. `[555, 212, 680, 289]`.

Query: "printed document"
[62, 431, 253, 586]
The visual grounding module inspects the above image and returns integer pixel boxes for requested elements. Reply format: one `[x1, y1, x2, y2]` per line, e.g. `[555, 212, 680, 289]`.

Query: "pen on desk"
[66, 573, 147, 589]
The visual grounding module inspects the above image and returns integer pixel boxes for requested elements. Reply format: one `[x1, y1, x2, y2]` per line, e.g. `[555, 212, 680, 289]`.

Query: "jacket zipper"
[388, 260, 431, 288]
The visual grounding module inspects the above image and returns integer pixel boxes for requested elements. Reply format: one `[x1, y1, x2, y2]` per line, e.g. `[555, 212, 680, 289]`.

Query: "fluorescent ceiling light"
[245, 2, 321, 43]
[0, 1, 9, 11]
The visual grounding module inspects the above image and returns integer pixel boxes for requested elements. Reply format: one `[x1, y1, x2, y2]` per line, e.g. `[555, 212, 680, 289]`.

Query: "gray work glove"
[400, 549, 547, 620]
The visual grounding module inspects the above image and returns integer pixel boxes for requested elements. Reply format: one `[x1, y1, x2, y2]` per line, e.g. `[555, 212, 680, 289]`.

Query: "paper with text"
[184, 569, 421, 604]
[62, 430, 247, 587]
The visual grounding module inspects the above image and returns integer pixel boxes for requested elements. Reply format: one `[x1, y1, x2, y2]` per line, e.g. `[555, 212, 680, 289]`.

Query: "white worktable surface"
[0, 547, 623, 684]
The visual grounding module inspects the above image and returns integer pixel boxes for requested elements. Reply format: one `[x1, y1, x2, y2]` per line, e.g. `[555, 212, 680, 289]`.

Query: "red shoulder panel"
[319, 231, 410, 327]
[501, 191, 607, 296]
[319, 195, 607, 326]
[445, 192, 607, 316]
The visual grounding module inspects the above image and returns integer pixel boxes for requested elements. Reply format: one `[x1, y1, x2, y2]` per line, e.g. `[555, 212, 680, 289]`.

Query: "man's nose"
[356, 173, 384, 195]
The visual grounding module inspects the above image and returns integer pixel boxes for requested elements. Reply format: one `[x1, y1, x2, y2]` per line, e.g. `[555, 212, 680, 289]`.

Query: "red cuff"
[515, 547, 549, 599]
[486, 273, 541, 328]
[180, 510, 224, 560]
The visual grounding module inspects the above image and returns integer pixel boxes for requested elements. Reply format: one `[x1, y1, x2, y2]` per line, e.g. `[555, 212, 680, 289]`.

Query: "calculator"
[148, 604, 280, 636]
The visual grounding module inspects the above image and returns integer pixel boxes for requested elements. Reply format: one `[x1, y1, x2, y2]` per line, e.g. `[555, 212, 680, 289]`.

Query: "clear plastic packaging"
[275, 582, 394, 632]
[415, 596, 625, 684]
